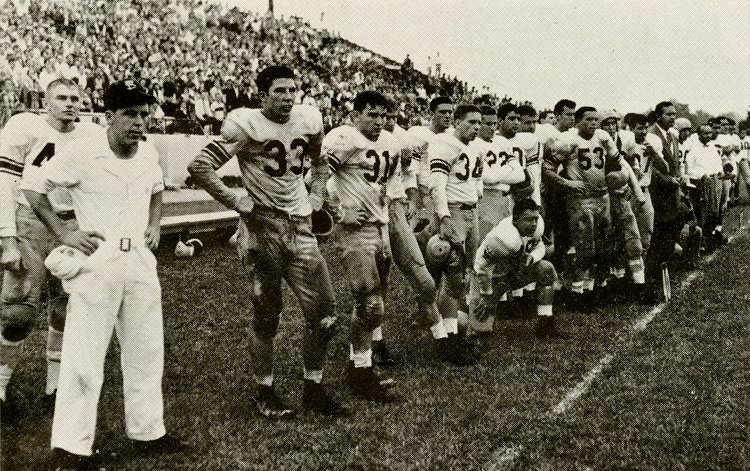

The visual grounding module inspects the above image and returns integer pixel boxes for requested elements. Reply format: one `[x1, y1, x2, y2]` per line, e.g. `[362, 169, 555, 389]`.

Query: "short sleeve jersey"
[324, 126, 403, 224]
[474, 215, 545, 277]
[482, 134, 521, 192]
[429, 133, 483, 206]
[219, 105, 323, 217]
[408, 125, 443, 188]
[617, 130, 653, 187]
[0, 112, 104, 212]
[549, 128, 619, 191]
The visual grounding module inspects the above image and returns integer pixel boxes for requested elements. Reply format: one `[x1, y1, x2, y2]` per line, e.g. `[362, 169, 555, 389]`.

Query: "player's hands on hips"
[338, 206, 368, 226]
[0, 237, 23, 273]
[565, 180, 588, 196]
[145, 224, 161, 250]
[235, 196, 255, 217]
[439, 215, 458, 243]
[60, 230, 105, 256]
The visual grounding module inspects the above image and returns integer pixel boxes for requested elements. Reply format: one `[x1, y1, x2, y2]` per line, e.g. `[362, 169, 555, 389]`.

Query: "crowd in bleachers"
[0, 0, 480, 133]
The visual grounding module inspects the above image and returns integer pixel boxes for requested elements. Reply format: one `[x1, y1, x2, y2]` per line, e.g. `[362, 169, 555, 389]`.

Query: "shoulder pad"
[291, 105, 323, 135]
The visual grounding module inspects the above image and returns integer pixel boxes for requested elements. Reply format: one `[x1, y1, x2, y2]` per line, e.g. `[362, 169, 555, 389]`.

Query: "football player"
[324, 91, 402, 402]
[427, 104, 483, 364]
[188, 65, 346, 418]
[468, 198, 561, 337]
[544, 107, 630, 296]
[478, 104, 524, 241]
[738, 124, 750, 201]
[599, 110, 647, 287]
[0, 78, 102, 407]
[382, 104, 451, 363]
[409, 96, 453, 229]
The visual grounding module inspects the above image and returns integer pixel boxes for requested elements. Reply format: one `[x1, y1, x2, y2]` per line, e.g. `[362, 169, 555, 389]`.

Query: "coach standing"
[22, 80, 184, 468]
[645, 102, 690, 302]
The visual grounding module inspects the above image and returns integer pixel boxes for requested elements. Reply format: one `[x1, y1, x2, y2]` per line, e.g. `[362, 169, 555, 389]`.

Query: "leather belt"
[56, 210, 76, 221]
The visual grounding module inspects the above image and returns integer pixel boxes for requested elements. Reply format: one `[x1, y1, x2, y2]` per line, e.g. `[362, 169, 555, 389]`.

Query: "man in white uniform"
[0, 78, 102, 408]
[23, 80, 185, 468]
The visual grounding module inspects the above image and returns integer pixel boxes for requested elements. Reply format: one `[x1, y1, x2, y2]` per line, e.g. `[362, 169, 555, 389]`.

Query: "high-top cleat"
[344, 361, 394, 389]
[372, 340, 403, 368]
[301, 380, 349, 417]
[252, 385, 295, 420]
[50, 448, 110, 471]
[349, 367, 400, 403]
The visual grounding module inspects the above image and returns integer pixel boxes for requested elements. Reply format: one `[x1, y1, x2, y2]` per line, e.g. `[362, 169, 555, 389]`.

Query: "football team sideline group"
[0, 64, 748, 468]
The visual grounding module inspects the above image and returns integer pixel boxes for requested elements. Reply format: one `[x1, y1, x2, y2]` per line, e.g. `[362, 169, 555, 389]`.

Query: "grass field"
[1, 206, 749, 470]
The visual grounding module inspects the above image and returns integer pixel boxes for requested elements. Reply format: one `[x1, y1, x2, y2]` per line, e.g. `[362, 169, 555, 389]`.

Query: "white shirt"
[683, 139, 723, 179]
[20, 135, 164, 248]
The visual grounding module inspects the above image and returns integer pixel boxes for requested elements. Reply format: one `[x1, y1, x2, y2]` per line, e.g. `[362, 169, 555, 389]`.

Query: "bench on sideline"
[160, 210, 238, 236]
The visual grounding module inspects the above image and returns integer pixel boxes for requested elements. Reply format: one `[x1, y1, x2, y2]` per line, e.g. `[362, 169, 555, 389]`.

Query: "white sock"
[537, 304, 553, 317]
[0, 338, 23, 400]
[443, 317, 458, 335]
[511, 288, 524, 298]
[372, 326, 383, 342]
[46, 327, 63, 395]
[253, 374, 273, 387]
[349, 343, 355, 361]
[303, 368, 323, 384]
[352, 349, 372, 368]
[430, 321, 448, 339]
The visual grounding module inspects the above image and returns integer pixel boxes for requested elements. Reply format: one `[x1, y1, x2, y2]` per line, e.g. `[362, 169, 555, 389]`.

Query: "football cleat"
[301, 380, 349, 417]
[252, 385, 295, 420]
[349, 367, 400, 403]
[372, 340, 403, 368]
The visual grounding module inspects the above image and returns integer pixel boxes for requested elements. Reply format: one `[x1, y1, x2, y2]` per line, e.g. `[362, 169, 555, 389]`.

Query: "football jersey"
[391, 124, 418, 191]
[0, 112, 104, 212]
[616, 130, 653, 187]
[429, 133, 483, 219]
[473, 215, 545, 294]
[324, 126, 403, 224]
[548, 129, 619, 193]
[508, 132, 542, 203]
[481, 135, 523, 192]
[740, 136, 750, 161]
[196, 105, 324, 217]
[408, 125, 444, 189]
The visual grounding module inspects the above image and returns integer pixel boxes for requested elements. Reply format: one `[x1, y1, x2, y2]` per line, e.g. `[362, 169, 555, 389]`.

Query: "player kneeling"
[467, 199, 563, 338]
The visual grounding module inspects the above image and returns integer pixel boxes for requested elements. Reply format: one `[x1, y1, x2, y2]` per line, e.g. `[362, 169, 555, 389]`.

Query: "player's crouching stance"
[324, 91, 400, 403]
[22, 80, 187, 469]
[188, 66, 346, 418]
[467, 199, 562, 338]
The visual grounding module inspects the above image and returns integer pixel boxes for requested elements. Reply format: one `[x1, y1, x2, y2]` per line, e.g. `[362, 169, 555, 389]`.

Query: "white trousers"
[51, 247, 165, 456]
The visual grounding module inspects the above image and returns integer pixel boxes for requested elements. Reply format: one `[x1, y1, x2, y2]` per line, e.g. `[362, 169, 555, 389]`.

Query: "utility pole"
[268, 0, 273, 15]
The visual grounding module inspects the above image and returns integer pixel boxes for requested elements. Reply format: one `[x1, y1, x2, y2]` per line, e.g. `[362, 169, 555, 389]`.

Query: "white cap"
[674, 117, 692, 131]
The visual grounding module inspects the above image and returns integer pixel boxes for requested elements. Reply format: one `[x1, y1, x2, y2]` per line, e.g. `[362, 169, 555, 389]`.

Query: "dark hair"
[480, 105, 496, 116]
[722, 117, 735, 125]
[518, 104, 536, 118]
[512, 197, 540, 217]
[654, 101, 674, 119]
[497, 102, 518, 120]
[256, 65, 296, 94]
[624, 113, 648, 128]
[575, 106, 597, 122]
[554, 99, 576, 115]
[429, 96, 453, 112]
[453, 104, 481, 121]
[538, 110, 554, 122]
[353, 91, 389, 112]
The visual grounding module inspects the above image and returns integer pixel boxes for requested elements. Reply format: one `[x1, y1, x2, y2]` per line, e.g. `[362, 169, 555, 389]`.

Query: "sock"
[253, 374, 273, 387]
[430, 321, 448, 339]
[443, 317, 458, 335]
[372, 326, 383, 342]
[349, 343, 355, 361]
[511, 288, 524, 298]
[303, 368, 323, 384]
[46, 327, 64, 395]
[629, 258, 645, 284]
[537, 304, 553, 317]
[352, 350, 372, 368]
[0, 338, 23, 401]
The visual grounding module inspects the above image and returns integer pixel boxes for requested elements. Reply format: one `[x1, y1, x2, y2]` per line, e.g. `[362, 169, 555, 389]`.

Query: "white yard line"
[485, 218, 746, 471]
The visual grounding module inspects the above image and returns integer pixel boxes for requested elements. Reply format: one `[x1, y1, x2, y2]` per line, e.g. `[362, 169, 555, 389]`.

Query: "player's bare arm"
[306, 131, 327, 212]
[23, 189, 104, 255]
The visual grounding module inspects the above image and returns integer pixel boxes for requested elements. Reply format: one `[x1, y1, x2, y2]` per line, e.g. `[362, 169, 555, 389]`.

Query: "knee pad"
[624, 238, 644, 259]
[2, 303, 36, 341]
[308, 314, 339, 345]
[48, 295, 69, 331]
[354, 294, 384, 332]
[535, 260, 557, 286]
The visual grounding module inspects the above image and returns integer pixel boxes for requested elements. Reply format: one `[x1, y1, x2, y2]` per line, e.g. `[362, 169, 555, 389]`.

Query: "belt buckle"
[120, 238, 131, 252]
